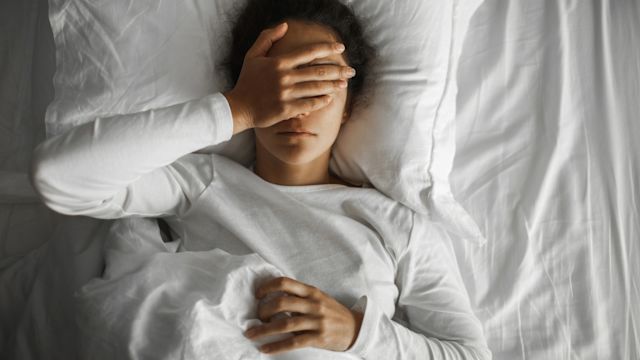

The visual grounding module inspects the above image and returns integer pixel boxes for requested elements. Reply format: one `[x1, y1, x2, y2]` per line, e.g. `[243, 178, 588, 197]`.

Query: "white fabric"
[450, 1, 640, 359]
[44, 0, 486, 244]
[31, 93, 234, 218]
[31, 93, 490, 359]
[4, 1, 639, 359]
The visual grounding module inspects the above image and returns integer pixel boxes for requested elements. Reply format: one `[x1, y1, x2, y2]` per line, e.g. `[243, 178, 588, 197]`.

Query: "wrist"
[347, 309, 364, 350]
[222, 91, 252, 135]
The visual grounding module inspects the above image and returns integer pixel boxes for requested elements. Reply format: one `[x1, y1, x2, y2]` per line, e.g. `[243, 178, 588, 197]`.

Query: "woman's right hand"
[223, 22, 356, 135]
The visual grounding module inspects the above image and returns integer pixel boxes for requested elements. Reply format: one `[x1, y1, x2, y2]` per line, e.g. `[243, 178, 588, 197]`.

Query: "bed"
[0, 0, 638, 359]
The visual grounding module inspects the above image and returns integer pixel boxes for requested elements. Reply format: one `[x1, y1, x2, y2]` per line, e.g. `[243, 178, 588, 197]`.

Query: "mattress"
[0, 0, 638, 359]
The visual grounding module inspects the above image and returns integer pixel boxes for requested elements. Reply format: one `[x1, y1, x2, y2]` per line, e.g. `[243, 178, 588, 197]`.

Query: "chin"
[275, 152, 318, 165]
[268, 145, 322, 165]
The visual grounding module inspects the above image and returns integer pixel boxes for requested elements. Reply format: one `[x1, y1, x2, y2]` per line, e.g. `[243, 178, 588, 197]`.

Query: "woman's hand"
[223, 22, 357, 135]
[244, 276, 364, 355]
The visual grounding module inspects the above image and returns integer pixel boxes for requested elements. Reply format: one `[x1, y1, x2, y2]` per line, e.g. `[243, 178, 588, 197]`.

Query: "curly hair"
[220, 0, 377, 113]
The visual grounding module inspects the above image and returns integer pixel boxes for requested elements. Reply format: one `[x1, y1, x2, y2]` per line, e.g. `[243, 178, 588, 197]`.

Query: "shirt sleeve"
[345, 212, 492, 360]
[30, 92, 234, 219]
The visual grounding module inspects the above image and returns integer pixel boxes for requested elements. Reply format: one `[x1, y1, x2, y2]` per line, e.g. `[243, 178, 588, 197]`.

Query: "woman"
[30, 0, 491, 358]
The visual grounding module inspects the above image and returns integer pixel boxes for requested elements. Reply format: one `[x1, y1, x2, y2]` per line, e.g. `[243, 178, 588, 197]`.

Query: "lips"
[277, 129, 316, 135]
[277, 119, 316, 135]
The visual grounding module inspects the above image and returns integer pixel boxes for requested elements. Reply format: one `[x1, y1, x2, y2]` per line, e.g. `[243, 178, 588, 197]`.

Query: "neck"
[254, 143, 333, 187]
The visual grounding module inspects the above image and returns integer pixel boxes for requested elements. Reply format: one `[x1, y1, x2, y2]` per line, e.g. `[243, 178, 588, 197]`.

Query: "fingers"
[257, 295, 321, 322]
[245, 22, 289, 59]
[256, 276, 322, 300]
[283, 80, 347, 100]
[276, 42, 346, 69]
[258, 331, 318, 354]
[283, 64, 356, 84]
[287, 95, 333, 117]
[245, 315, 319, 341]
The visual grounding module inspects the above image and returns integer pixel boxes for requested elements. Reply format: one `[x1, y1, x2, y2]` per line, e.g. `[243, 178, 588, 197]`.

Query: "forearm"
[30, 93, 233, 215]
[346, 296, 491, 360]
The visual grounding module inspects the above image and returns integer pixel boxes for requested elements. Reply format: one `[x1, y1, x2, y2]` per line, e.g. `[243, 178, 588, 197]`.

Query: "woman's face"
[255, 19, 350, 165]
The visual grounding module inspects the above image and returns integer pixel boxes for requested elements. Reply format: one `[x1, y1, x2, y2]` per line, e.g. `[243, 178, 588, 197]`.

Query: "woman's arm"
[30, 93, 234, 219]
[29, 24, 353, 220]
[345, 213, 492, 360]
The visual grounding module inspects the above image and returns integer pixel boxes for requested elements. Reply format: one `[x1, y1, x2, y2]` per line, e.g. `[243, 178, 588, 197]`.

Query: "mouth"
[277, 130, 316, 136]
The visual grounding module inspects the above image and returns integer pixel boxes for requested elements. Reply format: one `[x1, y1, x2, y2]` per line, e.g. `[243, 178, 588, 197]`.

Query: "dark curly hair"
[220, 0, 377, 114]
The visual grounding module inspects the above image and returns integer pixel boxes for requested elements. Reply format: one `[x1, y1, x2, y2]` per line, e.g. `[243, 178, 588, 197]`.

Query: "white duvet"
[76, 218, 287, 360]
[451, 1, 640, 359]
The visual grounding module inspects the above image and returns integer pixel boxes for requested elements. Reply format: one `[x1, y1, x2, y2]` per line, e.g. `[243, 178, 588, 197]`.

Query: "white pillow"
[46, 0, 485, 244]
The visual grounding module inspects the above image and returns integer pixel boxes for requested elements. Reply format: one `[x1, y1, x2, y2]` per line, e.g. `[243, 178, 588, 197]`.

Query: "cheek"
[315, 90, 348, 125]
[331, 89, 348, 111]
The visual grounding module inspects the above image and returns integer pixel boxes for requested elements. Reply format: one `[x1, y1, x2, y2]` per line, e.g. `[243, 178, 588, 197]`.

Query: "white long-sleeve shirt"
[30, 93, 491, 360]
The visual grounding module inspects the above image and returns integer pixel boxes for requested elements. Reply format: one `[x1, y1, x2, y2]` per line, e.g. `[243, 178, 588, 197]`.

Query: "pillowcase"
[46, 0, 485, 244]
[333, 0, 486, 245]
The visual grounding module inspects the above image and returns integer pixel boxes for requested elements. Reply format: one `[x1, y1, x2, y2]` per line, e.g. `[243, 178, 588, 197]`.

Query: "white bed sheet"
[450, 1, 639, 359]
[0, 0, 111, 357]
[0, 0, 639, 359]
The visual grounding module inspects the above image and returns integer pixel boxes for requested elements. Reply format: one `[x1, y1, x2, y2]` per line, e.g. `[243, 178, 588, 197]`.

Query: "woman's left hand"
[244, 276, 364, 355]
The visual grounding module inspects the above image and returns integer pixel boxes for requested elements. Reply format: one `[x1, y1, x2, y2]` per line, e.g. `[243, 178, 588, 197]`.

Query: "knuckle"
[278, 320, 291, 331]
[317, 319, 328, 333]
[278, 88, 289, 101]
[279, 74, 291, 85]
[316, 68, 327, 77]
[286, 318, 300, 331]
[273, 58, 287, 70]
[310, 286, 322, 297]
[273, 297, 286, 309]
[312, 302, 323, 314]
[317, 303, 327, 314]
[293, 316, 305, 327]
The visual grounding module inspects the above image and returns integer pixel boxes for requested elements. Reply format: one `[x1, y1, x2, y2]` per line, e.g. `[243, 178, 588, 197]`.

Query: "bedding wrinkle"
[587, 4, 639, 356]
[118, 6, 148, 40]
[73, 2, 125, 72]
[452, 0, 639, 358]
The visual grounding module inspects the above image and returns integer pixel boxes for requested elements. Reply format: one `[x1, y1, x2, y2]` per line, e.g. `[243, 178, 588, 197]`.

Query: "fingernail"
[335, 43, 345, 52]
[339, 80, 348, 88]
[347, 68, 356, 77]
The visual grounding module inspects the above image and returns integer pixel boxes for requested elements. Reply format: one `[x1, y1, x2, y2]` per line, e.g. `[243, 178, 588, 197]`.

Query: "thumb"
[245, 22, 288, 59]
